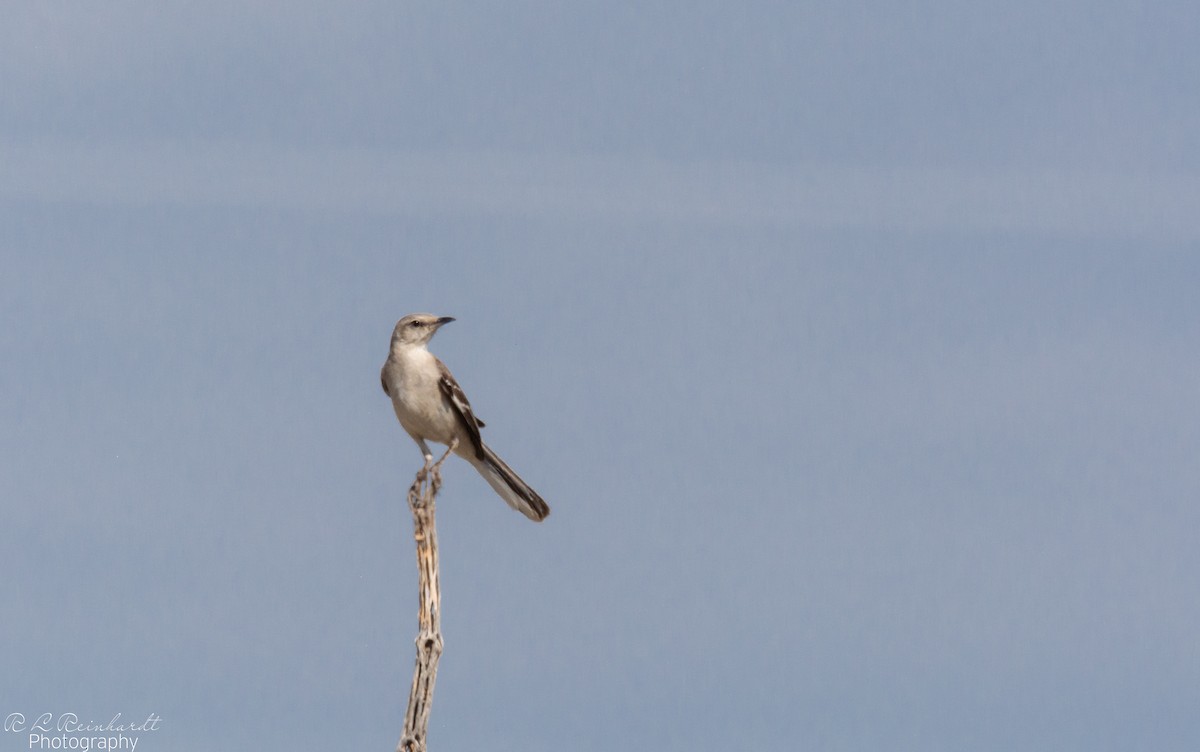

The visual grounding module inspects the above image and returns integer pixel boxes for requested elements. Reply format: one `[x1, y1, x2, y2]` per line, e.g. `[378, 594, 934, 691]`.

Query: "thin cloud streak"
[4, 139, 1198, 239]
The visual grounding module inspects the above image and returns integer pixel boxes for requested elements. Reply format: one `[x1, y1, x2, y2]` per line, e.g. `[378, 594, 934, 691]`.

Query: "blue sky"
[3, 4, 1200, 751]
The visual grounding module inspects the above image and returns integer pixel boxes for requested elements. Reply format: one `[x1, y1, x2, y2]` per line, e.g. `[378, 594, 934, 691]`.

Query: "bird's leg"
[412, 439, 435, 485]
[428, 439, 458, 494]
[433, 439, 457, 471]
[418, 438, 434, 465]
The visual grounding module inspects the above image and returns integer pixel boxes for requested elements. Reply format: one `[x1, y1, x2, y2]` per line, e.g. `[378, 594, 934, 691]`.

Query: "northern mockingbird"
[381, 313, 550, 522]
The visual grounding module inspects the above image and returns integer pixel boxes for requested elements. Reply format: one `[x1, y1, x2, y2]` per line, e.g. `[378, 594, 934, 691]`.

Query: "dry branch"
[396, 441, 456, 752]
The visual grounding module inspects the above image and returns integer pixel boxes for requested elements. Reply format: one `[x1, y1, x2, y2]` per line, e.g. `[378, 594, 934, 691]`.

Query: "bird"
[381, 313, 550, 522]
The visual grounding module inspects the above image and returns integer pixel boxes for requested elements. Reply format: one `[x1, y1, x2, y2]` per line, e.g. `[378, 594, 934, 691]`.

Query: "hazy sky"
[3, 4, 1200, 751]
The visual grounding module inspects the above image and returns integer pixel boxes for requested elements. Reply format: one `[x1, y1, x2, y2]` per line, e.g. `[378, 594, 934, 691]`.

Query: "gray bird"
[381, 313, 550, 522]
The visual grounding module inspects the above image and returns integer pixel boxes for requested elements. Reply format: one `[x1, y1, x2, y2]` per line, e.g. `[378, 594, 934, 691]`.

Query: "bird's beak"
[436, 316, 456, 327]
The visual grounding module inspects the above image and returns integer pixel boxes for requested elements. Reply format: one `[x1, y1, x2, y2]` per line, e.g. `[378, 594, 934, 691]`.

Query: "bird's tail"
[467, 443, 550, 522]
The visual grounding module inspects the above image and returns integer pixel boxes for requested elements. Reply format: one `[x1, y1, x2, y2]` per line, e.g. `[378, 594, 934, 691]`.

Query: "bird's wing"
[436, 358, 487, 458]
[380, 364, 391, 396]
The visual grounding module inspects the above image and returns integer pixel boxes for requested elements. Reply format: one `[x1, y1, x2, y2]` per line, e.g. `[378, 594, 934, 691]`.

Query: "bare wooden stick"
[397, 441, 456, 752]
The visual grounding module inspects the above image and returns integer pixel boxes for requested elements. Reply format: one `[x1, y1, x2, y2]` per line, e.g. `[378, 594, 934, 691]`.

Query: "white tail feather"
[466, 444, 550, 522]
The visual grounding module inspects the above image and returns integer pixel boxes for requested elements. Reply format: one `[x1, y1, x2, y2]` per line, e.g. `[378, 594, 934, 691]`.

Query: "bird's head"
[391, 313, 455, 348]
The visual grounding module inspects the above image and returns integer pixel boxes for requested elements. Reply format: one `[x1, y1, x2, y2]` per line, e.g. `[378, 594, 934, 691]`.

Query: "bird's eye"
[409, 321, 423, 327]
